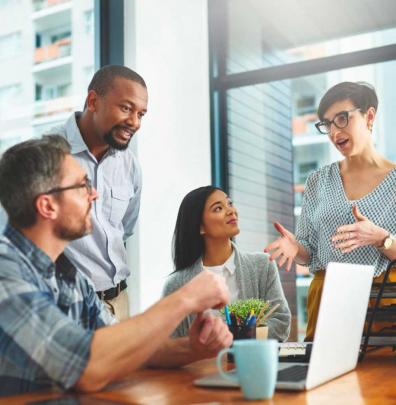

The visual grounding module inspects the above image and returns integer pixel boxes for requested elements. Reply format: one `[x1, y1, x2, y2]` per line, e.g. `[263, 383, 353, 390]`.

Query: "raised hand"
[332, 205, 388, 253]
[264, 222, 299, 272]
[182, 270, 230, 313]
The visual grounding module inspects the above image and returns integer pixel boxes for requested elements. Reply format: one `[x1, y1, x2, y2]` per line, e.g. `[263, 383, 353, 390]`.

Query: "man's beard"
[55, 221, 89, 241]
[104, 125, 135, 151]
[55, 207, 92, 241]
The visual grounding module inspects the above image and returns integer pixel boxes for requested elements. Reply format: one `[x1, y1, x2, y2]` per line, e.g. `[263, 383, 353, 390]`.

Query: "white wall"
[124, 0, 212, 312]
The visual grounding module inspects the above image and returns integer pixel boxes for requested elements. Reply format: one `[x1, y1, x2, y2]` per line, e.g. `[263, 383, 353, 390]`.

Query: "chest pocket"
[109, 186, 134, 226]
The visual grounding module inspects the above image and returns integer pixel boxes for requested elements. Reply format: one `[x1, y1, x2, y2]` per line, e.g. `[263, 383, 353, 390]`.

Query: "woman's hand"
[332, 206, 388, 253]
[264, 222, 299, 272]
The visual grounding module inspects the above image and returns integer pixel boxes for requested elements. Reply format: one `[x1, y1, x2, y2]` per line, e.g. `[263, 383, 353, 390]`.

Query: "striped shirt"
[296, 162, 396, 277]
[0, 224, 115, 396]
[50, 113, 142, 291]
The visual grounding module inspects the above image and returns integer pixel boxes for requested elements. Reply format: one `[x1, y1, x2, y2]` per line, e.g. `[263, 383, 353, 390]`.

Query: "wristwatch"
[380, 234, 396, 250]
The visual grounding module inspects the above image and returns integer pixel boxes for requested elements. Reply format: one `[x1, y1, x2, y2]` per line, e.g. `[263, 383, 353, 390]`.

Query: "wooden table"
[3, 348, 396, 404]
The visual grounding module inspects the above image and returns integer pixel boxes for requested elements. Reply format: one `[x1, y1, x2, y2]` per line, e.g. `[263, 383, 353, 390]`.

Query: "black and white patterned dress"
[296, 162, 396, 277]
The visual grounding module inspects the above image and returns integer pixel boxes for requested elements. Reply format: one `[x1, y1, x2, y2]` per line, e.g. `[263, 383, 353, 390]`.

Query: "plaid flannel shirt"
[0, 224, 115, 396]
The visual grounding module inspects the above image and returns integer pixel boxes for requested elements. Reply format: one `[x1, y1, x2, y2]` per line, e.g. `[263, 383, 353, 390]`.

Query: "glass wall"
[0, 0, 95, 232]
[209, 0, 396, 340]
[0, 0, 94, 152]
[226, 0, 396, 73]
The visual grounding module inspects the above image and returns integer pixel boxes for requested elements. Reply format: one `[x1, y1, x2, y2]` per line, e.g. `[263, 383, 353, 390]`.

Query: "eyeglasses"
[315, 108, 361, 135]
[43, 177, 93, 196]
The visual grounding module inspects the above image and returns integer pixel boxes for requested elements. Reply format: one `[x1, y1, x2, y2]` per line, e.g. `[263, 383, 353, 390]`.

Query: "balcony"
[32, 0, 71, 32]
[292, 113, 318, 136]
[33, 95, 73, 120]
[292, 113, 329, 146]
[32, 0, 70, 13]
[34, 37, 71, 65]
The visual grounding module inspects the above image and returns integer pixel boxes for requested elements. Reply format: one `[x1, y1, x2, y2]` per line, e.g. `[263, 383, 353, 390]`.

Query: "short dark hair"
[88, 65, 146, 97]
[172, 185, 222, 271]
[0, 135, 70, 229]
[317, 81, 378, 121]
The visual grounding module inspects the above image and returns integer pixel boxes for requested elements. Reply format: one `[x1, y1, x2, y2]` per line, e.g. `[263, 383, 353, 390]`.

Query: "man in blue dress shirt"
[51, 65, 148, 320]
[0, 136, 232, 395]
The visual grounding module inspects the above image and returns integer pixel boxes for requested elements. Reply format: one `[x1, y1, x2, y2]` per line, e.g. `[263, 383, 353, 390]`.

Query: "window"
[84, 9, 93, 35]
[0, 83, 22, 112]
[208, 0, 396, 340]
[0, 32, 21, 60]
[0, 0, 20, 7]
[298, 162, 318, 185]
[35, 82, 72, 101]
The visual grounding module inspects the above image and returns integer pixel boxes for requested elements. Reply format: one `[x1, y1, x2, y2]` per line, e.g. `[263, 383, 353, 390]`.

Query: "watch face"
[384, 237, 393, 250]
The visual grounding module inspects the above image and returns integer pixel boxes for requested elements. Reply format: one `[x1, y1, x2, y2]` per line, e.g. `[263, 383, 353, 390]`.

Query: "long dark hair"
[172, 185, 222, 271]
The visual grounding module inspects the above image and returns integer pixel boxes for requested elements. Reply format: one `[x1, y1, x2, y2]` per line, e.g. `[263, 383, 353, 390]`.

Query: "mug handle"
[216, 348, 238, 382]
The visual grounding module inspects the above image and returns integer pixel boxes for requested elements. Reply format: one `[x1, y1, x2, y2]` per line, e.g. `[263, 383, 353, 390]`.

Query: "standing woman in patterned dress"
[265, 81, 396, 341]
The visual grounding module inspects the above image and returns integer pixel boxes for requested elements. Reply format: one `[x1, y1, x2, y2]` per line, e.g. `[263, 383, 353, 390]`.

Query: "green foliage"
[220, 298, 270, 326]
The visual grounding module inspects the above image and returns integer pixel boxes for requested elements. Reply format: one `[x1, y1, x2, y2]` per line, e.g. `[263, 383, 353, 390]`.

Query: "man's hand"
[189, 312, 233, 359]
[181, 271, 230, 313]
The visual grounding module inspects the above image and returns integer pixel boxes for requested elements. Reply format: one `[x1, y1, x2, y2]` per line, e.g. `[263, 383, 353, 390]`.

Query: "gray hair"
[0, 135, 71, 229]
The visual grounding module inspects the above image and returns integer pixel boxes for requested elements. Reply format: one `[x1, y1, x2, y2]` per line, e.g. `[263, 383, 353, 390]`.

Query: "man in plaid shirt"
[0, 136, 232, 396]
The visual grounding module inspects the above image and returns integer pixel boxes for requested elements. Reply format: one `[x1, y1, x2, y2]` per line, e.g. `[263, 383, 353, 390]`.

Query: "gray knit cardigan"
[162, 243, 291, 341]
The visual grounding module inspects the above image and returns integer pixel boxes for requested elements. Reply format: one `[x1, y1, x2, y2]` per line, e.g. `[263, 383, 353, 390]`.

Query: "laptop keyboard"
[277, 365, 309, 382]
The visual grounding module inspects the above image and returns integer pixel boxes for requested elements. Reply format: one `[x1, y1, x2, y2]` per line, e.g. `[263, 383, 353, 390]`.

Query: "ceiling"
[242, 0, 396, 49]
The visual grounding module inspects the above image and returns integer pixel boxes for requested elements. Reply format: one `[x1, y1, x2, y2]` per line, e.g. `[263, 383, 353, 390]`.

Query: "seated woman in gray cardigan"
[163, 186, 291, 341]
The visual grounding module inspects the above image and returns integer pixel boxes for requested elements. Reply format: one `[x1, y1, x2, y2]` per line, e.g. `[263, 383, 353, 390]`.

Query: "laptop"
[194, 262, 374, 391]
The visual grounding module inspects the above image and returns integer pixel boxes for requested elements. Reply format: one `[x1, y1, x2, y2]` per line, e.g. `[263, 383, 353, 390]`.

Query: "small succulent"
[220, 298, 271, 326]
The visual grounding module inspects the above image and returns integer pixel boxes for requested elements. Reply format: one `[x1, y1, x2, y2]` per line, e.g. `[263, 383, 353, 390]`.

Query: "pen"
[257, 305, 268, 324]
[259, 303, 280, 324]
[230, 312, 237, 327]
[247, 315, 256, 327]
[224, 305, 231, 326]
[244, 309, 255, 326]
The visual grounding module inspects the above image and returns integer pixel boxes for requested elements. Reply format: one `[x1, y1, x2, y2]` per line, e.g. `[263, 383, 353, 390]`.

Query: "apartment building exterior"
[0, 0, 94, 151]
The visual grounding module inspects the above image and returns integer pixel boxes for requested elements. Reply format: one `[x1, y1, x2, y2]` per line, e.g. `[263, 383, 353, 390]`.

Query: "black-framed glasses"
[315, 108, 361, 135]
[43, 177, 93, 196]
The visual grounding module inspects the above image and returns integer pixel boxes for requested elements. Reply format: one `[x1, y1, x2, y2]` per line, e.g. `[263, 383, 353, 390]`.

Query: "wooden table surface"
[3, 348, 396, 405]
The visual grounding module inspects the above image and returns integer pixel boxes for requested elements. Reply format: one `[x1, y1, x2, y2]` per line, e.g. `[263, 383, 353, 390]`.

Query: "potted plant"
[220, 298, 272, 340]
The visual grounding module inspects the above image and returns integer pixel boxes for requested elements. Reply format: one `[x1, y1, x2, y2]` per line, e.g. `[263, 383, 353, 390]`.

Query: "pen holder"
[227, 323, 256, 363]
[256, 325, 269, 340]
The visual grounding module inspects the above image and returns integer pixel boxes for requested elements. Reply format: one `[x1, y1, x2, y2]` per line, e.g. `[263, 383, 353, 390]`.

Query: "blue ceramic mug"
[216, 339, 278, 400]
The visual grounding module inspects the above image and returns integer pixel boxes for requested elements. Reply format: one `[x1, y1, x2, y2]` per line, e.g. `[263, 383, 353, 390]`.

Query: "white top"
[202, 250, 239, 302]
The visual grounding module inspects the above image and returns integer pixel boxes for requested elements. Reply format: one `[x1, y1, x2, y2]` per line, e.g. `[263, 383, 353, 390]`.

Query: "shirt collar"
[202, 249, 236, 275]
[55, 253, 77, 283]
[64, 112, 89, 155]
[4, 223, 55, 278]
[65, 112, 118, 158]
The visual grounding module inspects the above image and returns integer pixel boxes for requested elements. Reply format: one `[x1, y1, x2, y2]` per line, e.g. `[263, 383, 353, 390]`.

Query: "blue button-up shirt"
[50, 113, 142, 291]
[0, 224, 115, 395]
